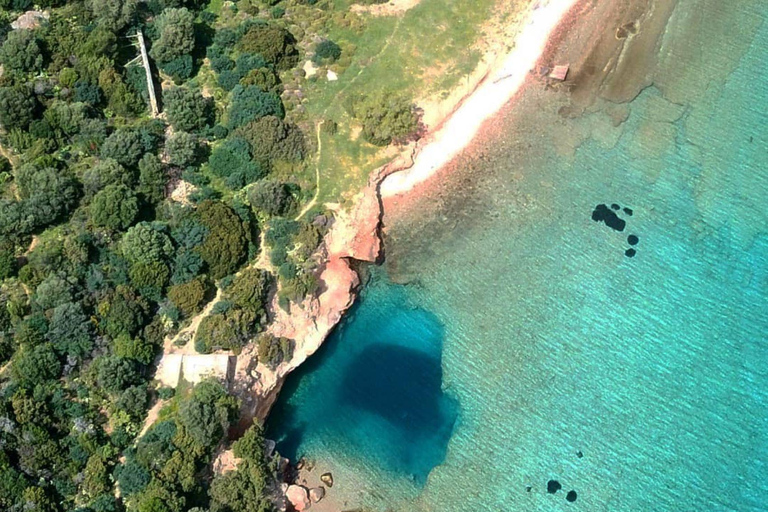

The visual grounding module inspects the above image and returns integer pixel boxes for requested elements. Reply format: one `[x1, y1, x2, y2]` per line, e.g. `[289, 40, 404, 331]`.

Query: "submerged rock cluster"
[591, 203, 640, 258]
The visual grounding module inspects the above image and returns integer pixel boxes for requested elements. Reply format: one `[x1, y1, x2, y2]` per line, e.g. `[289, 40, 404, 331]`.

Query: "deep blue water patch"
[266, 271, 459, 483]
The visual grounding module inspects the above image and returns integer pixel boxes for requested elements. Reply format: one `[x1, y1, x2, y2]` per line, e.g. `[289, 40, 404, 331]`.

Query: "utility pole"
[127, 30, 159, 117]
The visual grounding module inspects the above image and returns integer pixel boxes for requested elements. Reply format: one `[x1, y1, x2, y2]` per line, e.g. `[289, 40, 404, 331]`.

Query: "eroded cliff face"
[231, 177, 390, 431]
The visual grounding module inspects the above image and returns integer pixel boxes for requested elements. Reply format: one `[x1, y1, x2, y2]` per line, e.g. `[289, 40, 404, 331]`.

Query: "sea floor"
[267, 0, 768, 510]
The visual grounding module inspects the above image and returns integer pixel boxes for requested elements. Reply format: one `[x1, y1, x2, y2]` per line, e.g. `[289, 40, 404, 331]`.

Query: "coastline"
[232, 0, 592, 430]
[379, 0, 582, 198]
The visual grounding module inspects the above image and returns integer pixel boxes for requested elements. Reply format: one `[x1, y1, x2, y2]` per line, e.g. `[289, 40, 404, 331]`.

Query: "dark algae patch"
[592, 204, 626, 232]
[547, 480, 562, 493]
[566, 490, 578, 502]
[592, 203, 641, 257]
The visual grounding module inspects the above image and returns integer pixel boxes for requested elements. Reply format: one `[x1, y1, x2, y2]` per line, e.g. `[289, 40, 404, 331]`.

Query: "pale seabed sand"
[379, 0, 582, 198]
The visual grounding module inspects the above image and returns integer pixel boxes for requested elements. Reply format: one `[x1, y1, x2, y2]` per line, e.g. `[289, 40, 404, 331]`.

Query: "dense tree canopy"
[90, 184, 140, 230]
[350, 91, 421, 146]
[0, 86, 37, 131]
[151, 8, 196, 65]
[0, 29, 43, 73]
[164, 87, 209, 132]
[237, 23, 299, 70]
[195, 201, 248, 279]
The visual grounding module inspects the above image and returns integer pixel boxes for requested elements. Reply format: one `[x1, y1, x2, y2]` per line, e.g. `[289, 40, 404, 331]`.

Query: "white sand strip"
[380, 0, 580, 197]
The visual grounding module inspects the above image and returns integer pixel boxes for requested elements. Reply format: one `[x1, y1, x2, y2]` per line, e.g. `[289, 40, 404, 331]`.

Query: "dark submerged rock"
[611, 203, 620, 210]
[623, 207, 633, 216]
[627, 235, 639, 245]
[576, 450, 583, 458]
[625, 248, 636, 258]
[591, 204, 626, 232]
[547, 480, 562, 494]
[566, 490, 578, 502]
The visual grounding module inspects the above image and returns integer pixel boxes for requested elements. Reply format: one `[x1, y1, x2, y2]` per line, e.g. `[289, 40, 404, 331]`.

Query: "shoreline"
[379, 0, 582, 198]
[234, 0, 590, 429]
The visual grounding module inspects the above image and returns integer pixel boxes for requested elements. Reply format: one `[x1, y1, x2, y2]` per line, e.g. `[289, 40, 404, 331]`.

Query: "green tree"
[227, 85, 283, 129]
[207, 136, 266, 189]
[166, 131, 199, 167]
[0, 86, 37, 131]
[226, 268, 271, 312]
[351, 92, 420, 146]
[138, 153, 167, 204]
[120, 222, 174, 265]
[96, 356, 142, 394]
[113, 333, 157, 364]
[237, 23, 298, 70]
[82, 454, 109, 500]
[177, 378, 238, 450]
[209, 424, 274, 512]
[82, 158, 134, 198]
[196, 201, 248, 279]
[164, 87, 209, 132]
[234, 116, 304, 163]
[88, 0, 138, 32]
[256, 333, 292, 369]
[47, 302, 94, 360]
[11, 343, 61, 388]
[313, 39, 341, 64]
[167, 278, 208, 318]
[129, 260, 170, 299]
[151, 8, 195, 64]
[247, 180, 295, 217]
[98, 287, 148, 338]
[101, 129, 145, 167]
[0, 29, 43, 73]
[90, 184, 140, 230]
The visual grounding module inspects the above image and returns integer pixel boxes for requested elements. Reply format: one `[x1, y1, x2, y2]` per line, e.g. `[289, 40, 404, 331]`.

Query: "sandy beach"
[379, 0, 582, 198]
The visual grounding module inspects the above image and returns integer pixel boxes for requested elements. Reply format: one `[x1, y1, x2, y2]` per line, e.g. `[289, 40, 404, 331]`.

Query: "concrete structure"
[156, 354, 235, 388]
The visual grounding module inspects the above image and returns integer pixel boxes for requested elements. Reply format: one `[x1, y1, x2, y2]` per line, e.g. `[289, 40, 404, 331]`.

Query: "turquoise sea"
[267, 1, 768, 510]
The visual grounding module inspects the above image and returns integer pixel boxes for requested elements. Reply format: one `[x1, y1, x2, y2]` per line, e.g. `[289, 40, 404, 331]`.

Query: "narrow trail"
[294, 121, 323, 221]
[164, 287, 224, 353]
[295, 15, 406, 219]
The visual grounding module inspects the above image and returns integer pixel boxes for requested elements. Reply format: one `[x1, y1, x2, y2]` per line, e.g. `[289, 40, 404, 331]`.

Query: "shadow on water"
[267, 276, 459, 484]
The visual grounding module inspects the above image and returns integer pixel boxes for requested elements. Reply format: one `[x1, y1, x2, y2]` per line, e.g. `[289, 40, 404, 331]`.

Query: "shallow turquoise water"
[268, 1, 768, 510]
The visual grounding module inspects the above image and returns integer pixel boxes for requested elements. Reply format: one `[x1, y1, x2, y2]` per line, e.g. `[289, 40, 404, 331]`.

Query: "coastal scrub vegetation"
[0, 0, 499, 509]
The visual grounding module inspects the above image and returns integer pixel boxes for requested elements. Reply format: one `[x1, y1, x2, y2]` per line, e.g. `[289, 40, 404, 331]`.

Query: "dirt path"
[293, 122, 323, 221]
[164, 287, 223, 353]
[138, 398, 168, 437]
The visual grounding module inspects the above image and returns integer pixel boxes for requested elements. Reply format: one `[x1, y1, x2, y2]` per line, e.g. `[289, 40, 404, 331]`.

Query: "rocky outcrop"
[285, 485, 311, 512]
[320, 472, 334, 488]
[309, 487, 325, 503]
[231, 167, 394, 428]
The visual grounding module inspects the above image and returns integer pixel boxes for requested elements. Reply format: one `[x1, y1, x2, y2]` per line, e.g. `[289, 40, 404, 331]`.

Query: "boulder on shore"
[320, 472, 333, 488]
[309, 487, 325, 503]
[286, 484, 311, 511]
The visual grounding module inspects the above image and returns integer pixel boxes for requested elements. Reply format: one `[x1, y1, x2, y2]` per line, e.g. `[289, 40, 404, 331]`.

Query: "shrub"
[0, 29, 43, 73]
[167, 278, 208, 317]
[227, 85, 284, 129]
[256, 333, 292, 369]
[235, 116, 305, 163]
[351, 91, 421, 146]
[247, 180, 296, 217]
[166, 131, 199, 167]
[164, 87, 209, 132]
[237, 23, 298, 70]
[90, 184, 140, 230]
[194, 309, 255, 353]
[101, 129, 145, 167]
[195, 201, 248, 279]
[313, 40, 341, 64]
